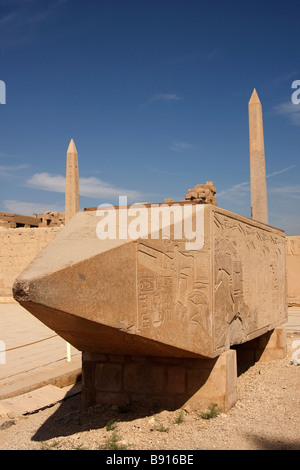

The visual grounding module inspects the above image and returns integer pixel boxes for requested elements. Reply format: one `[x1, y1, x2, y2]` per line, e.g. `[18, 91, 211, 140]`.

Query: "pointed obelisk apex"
[65, 138, 79, 223]
[249, 88, 260, 105]
[248, 89, 268, 224]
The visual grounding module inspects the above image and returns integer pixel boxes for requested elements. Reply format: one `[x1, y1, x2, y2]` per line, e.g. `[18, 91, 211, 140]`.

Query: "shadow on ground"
[245, 434, 300, 450]
[31, 384, 300, 450]
[31, 384, 163, 442]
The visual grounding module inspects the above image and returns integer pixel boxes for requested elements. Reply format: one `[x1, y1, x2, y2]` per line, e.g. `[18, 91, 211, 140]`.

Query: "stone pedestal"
[82, 349, 237, 413]
[234, 326, 287, 365]
[82, 328, 287, 413]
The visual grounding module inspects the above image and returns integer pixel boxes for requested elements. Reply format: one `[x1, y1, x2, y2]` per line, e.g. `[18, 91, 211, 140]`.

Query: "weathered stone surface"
[13, 203, 287, 359]
[0, 227, 60, 302]
[286, 236, 300, 306]
[0, 211, 64, 229]
[82, 349, 237, 412]
[185, 181, 217, 205]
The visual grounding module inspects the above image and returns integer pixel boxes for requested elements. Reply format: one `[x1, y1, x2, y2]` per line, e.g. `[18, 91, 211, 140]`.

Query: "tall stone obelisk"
[248, 89, 268, 225]
[65, 139, 79, 223]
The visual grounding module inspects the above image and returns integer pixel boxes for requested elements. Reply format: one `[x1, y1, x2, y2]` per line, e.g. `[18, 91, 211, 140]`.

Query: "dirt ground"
[0, 333, 299, 451]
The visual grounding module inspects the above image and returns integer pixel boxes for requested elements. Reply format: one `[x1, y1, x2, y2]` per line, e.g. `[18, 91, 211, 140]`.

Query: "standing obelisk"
[248, 89, 268, 225]
[65, 138, 79, 223]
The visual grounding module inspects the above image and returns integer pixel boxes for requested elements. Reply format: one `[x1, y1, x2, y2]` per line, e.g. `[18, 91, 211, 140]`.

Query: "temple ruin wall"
[0, 227, 60, 303]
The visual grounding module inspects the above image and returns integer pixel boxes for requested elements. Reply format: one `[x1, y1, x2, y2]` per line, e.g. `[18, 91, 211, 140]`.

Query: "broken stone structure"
[39, 212, 65, 228]
[12, 90, 288, 413]
[0, 211, 64, 229]
[185, 182, 217, 205]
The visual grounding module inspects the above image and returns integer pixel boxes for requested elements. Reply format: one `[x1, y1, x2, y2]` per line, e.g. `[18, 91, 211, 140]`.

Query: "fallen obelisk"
[12, 91, 287, 412]
[13, 201, 287, 412]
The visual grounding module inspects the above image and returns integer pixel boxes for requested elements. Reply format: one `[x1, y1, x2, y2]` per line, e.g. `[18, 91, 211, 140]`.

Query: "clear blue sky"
[0, 0, 299, 234]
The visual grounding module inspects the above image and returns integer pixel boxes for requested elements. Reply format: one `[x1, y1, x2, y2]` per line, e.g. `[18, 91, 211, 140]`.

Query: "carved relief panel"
[136, 236, 213, 355]
[213, 209, 286, 352]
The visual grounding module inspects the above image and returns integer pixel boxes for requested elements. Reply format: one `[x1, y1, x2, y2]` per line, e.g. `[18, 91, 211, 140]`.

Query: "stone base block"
[82, 349, 237, 413]
[234, 326, 287, 365]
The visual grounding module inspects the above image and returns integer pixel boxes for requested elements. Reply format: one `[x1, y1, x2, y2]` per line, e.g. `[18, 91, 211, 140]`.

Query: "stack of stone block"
[185, 182, 217, 206]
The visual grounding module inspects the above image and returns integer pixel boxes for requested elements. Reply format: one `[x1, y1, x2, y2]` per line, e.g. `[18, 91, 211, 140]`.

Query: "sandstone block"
[13, 204, 287, 359]
[95, 363, 122, 392]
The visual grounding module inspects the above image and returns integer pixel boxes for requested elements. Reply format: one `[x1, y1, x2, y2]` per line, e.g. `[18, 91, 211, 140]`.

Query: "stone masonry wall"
[0, 227, 60, 302]
[82, 350, 237, 413]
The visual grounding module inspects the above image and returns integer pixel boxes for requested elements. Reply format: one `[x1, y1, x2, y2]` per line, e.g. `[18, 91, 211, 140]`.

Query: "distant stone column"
[248, 89, 268, 225]
[65, 139, 79, 223]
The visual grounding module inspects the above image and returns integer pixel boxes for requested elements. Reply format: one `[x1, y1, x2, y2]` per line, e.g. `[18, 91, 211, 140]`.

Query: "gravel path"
[1, 333, 299, 451]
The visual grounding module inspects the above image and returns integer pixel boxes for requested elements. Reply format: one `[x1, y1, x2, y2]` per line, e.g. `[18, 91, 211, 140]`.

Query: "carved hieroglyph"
[13, 204, 287, 358]
[136, 237, 213, 355]
[213, 211, 286, 352]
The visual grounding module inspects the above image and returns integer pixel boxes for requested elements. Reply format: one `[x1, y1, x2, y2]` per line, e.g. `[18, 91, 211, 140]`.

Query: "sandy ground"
[0, 333, 299, 451]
